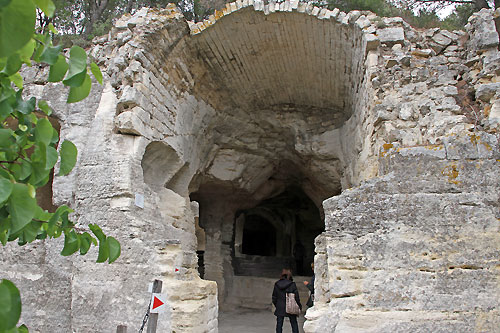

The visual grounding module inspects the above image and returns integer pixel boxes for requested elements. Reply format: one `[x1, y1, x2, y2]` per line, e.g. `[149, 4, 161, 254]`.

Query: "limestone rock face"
[305, 136, 500, 332]
[2, 3, 499, 333]
[466, 9, 499, 51]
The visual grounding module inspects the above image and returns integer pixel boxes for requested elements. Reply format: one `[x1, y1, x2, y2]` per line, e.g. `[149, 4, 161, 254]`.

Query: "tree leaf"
[62, 46, 87, 86]
[0, 128, 14, 148]
[15, 95, 36, 115]
[0, 217, 10, 245]
[90, 62, 103, 84]
[79, 232, 93, 255]
[9, 183, 37, 234]
[89, 224, 105, 241]
[31, 142, 47, 167]
[0, 0, 12, 10]
[0, 99, 14, 121]
[47, 205, 72, 235]
[63, 69, 86, 87]
[48, 55, 68, 82]
[21, 220, 42, 243]
[34, 205, 51, 221]
[107, 236, 120, 263]
[35, 117, 53, 146]
[60, 211, 70, 229]
[48, 23, 57, 34]
[58, 140, 77, 176]
[18, 39, 35, 65]
[67, 73, 91, 103]
[96, 236, 109, 263]
[45, 145, 58, 170]
[0, 279, 21, 330]
[18, 159, 32, 181]
[61, 230, 79, 256]
[50, 128, 58, 144]
[39, 44, 62, 65]
[38, 100, 52, 116]
[36, 230, 47, 240]
[34, 0, 55, 18]
[0, 0, 36, 58]
[2, 53, 22, 76]
[29, 143, 48, 185]
[9, 72, 23, 89]
[0, 178, 13, 203]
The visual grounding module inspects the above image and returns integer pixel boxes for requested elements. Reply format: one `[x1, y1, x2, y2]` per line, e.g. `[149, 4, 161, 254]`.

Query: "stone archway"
[113, 2, 375, 329]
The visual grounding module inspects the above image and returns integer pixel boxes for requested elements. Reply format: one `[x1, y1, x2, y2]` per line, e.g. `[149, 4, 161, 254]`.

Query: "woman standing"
[272, 268, 302, 333]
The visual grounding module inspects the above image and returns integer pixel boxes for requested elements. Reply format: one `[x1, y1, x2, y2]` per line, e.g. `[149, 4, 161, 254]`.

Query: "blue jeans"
[276, 315, 299, 333]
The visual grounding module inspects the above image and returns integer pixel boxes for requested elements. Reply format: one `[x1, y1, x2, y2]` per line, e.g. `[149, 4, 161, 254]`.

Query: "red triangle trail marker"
[153, 296, 164, 310]
[150, 293, 166, 313]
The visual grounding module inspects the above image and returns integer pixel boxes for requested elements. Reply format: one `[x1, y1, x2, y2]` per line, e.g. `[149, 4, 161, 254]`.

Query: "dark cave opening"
[242, 214, 277, 256]
[233, 185, 323, 277]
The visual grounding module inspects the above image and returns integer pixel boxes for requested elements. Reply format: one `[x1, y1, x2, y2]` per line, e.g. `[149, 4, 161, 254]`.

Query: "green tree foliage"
[441, 3, 476, 30]
[0, 0, 120, 331]
[44, 0, 499, 42]
[398, 0, 497, 29]
[322, 0, 397, 16]
[404, 7, 443, 28]
[47, 0, 226, 45]
[317, 0, 489, 29]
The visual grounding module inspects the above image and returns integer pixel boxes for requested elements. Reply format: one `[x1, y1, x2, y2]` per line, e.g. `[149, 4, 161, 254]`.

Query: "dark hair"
[280, 268, 293, 280]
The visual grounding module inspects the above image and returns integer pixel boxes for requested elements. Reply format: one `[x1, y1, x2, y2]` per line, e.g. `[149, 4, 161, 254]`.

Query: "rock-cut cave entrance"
[182, 1, 368, 312]
[190, 164, 331, 309]
[136, 0, 370, 326]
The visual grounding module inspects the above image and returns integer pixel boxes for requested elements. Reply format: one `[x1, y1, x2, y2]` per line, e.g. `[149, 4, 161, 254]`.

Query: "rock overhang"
[174, 2, 382, 199]
[188, 4, 368, 128]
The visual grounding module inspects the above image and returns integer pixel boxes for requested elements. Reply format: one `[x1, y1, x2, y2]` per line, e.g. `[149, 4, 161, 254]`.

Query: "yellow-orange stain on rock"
[469, 133, 493, 151]
[424, 144, 443, 151]
[380, 143, 393, 157]
[484, 104, 491, 118]
[442, 164, 460, 184]
[470, 134, 479, 145]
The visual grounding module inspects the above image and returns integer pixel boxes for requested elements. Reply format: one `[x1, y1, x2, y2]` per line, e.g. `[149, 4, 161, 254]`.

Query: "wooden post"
[147, 279, 163, 333]
[116, 325, 127, 333]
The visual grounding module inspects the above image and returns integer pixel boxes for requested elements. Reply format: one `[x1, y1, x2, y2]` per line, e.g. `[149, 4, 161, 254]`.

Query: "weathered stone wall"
[3, 6, 219, 333]
[304, 8, 500, 331]
[1, 2, 499, 332]
[305, 134, 500, 332]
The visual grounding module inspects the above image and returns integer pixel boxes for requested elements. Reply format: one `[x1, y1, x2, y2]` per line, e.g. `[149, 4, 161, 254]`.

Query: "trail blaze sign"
[150, 293, 166, 313]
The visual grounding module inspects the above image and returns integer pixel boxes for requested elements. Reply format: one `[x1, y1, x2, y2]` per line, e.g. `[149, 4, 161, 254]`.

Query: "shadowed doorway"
[233, 185, 323, 278]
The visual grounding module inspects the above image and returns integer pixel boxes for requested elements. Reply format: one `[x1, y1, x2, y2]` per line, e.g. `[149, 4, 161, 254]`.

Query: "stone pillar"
[199, 197, 239, 305]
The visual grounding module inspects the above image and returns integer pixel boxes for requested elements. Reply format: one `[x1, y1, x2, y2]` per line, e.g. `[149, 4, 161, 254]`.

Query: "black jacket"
[272, 278, 302, 317]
